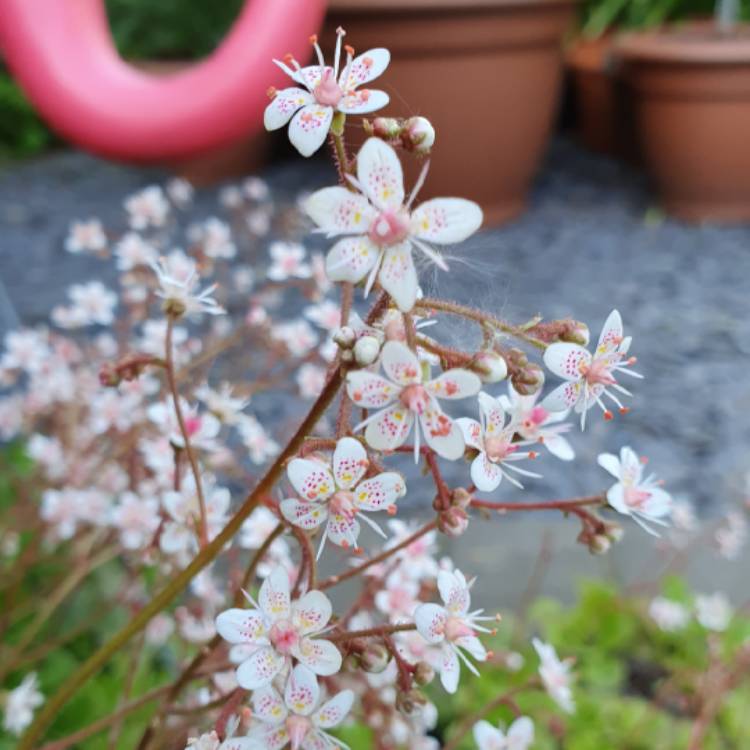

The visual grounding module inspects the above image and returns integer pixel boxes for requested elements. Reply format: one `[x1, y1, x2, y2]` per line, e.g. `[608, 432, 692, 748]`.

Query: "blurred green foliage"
[580, 0, 750, 36]
[433, 580, 750, 749]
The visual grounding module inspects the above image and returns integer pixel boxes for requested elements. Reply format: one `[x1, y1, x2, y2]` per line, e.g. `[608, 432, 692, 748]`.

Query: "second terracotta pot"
[324, 0, 578, 225]
[618, 24, 750, 223]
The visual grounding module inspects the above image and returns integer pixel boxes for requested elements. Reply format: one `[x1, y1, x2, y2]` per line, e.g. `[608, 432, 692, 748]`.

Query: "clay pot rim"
[329, 0, 577, 11]
[566, 33, 617, 72]
[617, 22, 750, 65]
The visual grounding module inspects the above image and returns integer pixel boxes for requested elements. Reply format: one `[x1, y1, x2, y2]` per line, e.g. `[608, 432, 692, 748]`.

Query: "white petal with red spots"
[346, 371, 399, 409]
[411, 197, 483, 245]
[287, 458, 335, 502]
[332, 437, 369, 490]
[264, 87, 314, 130]
[304, 187, 376, 237]
[324, 236, 380, 284]
[280, 498, 329, 530]
[427, 369, 481, 400]
[354, 472, 405, 511]
[380, 340, 421, 386]
[288, 104, 334, 158]
[364, 403, 414, 451]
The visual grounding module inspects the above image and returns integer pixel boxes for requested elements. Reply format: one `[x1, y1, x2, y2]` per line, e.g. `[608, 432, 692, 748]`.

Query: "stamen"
[603, 410, 614, 421]
[310, 36, 326, 69]
[334, 27, 346, 78]
[407, 160, 431, 208]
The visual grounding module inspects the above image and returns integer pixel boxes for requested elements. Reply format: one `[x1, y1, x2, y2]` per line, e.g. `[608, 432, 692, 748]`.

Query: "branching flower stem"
[165, 314, 208, 547]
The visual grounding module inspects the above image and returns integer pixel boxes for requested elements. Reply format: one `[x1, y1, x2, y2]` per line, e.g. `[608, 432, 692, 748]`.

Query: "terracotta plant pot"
[133, 61, 271, 185]
[324, 0, 578, 225]
[618, 23, 750, 223]
[566, 33, 636, 159]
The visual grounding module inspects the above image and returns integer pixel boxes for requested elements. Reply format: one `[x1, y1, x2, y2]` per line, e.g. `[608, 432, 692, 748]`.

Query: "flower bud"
[512, 363, 545, 396]
[333, 326, 356, 349]
[354, 335, 381, 366]
[396, 688, 428, 717]
[560, 320, 590, 347]
[438, 506, 469, 537]
[604, 521, 624, 543]
[364, 117, 402, 140]
[450, 487, 472, 509]
[359, 641, 391, 673]
[474, 350, 508, 383]
[403, 116, 435, 154]
[589, 534, 611, 555]
[413, 661, 435, 686]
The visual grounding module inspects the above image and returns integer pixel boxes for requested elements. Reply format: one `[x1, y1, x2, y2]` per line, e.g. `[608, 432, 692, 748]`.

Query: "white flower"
[151, 258, 225, 320]
[193, 218, 236, 260]
[499, 384, 575, 461]
[296, 363, 326, 399]
[347, 340, 481, 461]
[1, 329, 49, 374]
[88, 389, 142, 434]
[456, 392, 541, 493]
[473, 717, 534, 750]
[160, 473, 231, 561]
[265, 29, 390, 156]
[267, 241, 312, 281]
[543, 310, 641, 428]
[167, 177, 194, 206]
[114, 232, 158, 270]
[65, 219, 107, 254]
[125, 185, 170, 229]
[145, 613, 175, 646]
[196, 382, 249, 425]
[247, 664, 354, 749]
[56, 281, 118, 327]
[305, 137, 483, 312]
[3, 673, 44, 736]
[40, 489, 80, 539]
[715, 511, 747, 560]
[648, 597, 690, 632]
[598, 447, 672, 536]
[243, 176, 270, 201]
[272, 320, 318, 358]
[695, 592, 733, 632]
[414, 569, 492, 693]
[532, 638, 575, 714]
[304, 300, 341, 332]
[112, 491, 161, 550]
[147, 396, 221, 451]
[281, 436, 406, 557]
[215, 566, 341, 689]
[237, 415, 280, 465]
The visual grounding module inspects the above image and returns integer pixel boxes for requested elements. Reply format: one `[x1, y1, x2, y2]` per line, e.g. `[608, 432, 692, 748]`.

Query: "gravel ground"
[1, 138, 749, 525]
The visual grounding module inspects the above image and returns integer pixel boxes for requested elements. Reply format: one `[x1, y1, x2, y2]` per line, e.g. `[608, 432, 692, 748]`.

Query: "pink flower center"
[582, 357, 616, 387]
[445, 616, 474, 642]
[530, 405, 548, 425]
[399, 384, 429, 416]
[184, 416, 202, 436]
[624, 486, 651, 509]
[313, 69, 343, 107]
[268, 619, 299, 655]
[368, 209, 411, 247]
[286, 715, 312, 750]
[484, 436, 516, 463]
[330, 490, 356, 520]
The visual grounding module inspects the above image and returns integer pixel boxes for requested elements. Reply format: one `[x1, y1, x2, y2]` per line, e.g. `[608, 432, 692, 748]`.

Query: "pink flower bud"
[512, 363, 545, 396]
[474, 350, 508, 383]
[403, 116, 435, 154]
[413, 661, 435, 686]
[438, 506, 469, 537]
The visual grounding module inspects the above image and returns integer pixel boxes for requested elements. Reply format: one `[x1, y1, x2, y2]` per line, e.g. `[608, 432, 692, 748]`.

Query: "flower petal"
[437, 569, 471, 615]
[544, 343, 591, 382]
[440, 644, 461, 693]
[378, 243, 418, 312]
[354, 472, 406, 511]
[346, 370, 400, 409]
[478, 391, 507, 435]
[456, 635, 487, 662]
[292, 591, 332, 635]
[280, 498, 329, 530]
[259, 566, 291, 620]
[246, 725, 289, 750]
[597, 452, 621, 480]
[364, 404, 414, 451]
[333, 437, 369, 490]
[471, 452, 503, 492]
[293, 64, 325, 91]
[596, 309, 623, 354]
[287, 458, 336, 502]
[284, 664, 320, 717]
[264, 87, 313, 130]
[455, 417, 483, 452]
[356, 137, 405, 210]
[414, 602, 448, 643]
[325, 236, 379, 284]
[543, 434, 575, 461]
[427, 369, 481, 400]
[293, 637, 342, 676]
[380, 340, 421, 386]
[289, 104, 334, 157]
[252, 684, 288, 724]
[337, 88, 389, 114]
[340, 48, 390, 89]
[473, 720, 504, 750]
[542, 381, 583, 412]
[236, 646, 285, 689]
[304, 186, 376, 236]
[508, 716, 535, 747]
[215, 608, 267, 645]
[313, 689, 355, 729]
[326, 513, 361, 548]
[419, 400, 464, 460]
[411, 198, 483, 244]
